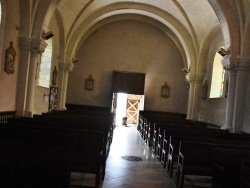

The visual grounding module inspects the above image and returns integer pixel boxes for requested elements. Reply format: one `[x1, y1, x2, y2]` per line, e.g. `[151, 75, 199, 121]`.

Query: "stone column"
[221, 57, 238, 131]
[232, 57, 250, 133]
[58, 62, 74, 110]
[16, 37, 31, 116]
[24, 38, 47, 117]
[221, 67, 237, 131]
[191, 75, 203, 121]
[186, 74, 195, 120]
[56, 62, 66, 110]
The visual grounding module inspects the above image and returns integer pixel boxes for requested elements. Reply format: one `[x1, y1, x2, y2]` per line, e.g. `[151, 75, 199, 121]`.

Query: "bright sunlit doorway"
[115, 93, 144, 127]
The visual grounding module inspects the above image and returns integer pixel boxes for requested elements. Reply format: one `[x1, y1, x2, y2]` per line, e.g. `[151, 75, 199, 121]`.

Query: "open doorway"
[115, 93, 144, 127]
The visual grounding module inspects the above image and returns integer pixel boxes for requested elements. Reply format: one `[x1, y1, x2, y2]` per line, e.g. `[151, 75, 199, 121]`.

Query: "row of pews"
[0, 105, 114, 188]
[0, 110, 16, 123]
[138, 110, 250, 188]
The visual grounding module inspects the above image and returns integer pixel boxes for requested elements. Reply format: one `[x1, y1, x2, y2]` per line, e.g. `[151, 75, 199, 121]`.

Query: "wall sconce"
[72, 58, 79, 63]
[42, 31, 54, 40]
[161, 82, 170, 98]
[85, 75, 94, 91]
[182, 68, 189, 73]
[217, 47, 230, 57]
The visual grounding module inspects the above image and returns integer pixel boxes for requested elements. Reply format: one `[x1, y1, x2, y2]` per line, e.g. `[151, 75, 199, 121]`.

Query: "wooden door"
[126, 95, 140, 124]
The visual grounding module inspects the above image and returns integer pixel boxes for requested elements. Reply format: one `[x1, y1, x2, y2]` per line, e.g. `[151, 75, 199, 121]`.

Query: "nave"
[71, 125, 183, 188]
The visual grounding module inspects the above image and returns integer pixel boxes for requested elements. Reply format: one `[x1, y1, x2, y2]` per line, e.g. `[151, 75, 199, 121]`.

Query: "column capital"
[65, 63, 74, 72]
[238, 57, 250, 63]
[194, 75, 203, 83]
[30, 38, 47, 54]
[222, 56, 239, 70]
[238, 57, 250, 71]
[186, 73, 195, 83]
[58, 62, 66, 71]
[186, 74, 203, 83]
[58, 62, 74, 72]
[19, 37, 31, 50]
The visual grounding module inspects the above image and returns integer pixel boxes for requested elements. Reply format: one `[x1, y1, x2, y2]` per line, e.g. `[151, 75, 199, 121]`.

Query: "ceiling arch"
[75, 13, 188, 68]
[64, 3, 197, 72]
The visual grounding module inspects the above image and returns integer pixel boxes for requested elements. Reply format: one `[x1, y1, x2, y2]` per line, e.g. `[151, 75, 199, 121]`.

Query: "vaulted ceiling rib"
[56, 0, 219, 52]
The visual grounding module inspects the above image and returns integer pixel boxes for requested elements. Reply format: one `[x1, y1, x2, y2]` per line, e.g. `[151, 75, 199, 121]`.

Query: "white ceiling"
[56, 0, 219, 47]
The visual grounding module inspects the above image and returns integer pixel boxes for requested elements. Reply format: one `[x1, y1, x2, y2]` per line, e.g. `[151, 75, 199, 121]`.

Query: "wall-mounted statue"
[52, 66, 58, 86]
[202, 80, 208, 100]
[4, 41, 17, 74]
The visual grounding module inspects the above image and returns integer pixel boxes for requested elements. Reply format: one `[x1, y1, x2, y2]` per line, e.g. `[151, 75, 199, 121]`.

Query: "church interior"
[0, 0, 250, 187]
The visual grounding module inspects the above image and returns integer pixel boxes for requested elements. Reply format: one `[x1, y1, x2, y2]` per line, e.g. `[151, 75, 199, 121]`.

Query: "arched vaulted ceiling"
[35, 0, 250, 74]
[51, 0, 221, 71]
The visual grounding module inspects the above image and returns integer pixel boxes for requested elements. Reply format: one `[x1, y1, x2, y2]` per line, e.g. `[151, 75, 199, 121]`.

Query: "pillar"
[232, 57, 250, 133]
[57, 62, 74, 110]
[57, 62, 66, 110]
[24, 38, 47, 117]
[221, 67, 237, 131]
[16, 37, 31, 116]
[191, 75, 203, 121]
[186, 74, 195, 120]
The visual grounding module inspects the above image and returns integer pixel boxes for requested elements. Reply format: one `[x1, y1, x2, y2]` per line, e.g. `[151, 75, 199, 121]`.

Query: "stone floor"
[71, 125, 177, 188]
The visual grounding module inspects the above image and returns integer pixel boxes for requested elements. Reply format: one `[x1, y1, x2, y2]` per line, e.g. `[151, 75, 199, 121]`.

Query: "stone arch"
[19, 0, 32, 38]
[65, 2, 196, 72]
[0, 0, 6, 74]
[197, 24, 223, 77]
[212, 0, 240, 58]
[75, 14, 187, 69]
[31, 0, 55, 38]
[42, 0, 61, 31]
[242, 16, 250, 58]
[208, 1, 231, 50]
[54, 9, 66, 58]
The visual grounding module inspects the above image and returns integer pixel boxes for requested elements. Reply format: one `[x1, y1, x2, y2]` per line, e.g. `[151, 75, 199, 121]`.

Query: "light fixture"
[42, 31, 54, 40]
[182, 68, 189, 73]
[217, 47, 230, 57]
[72, 58, 79, 63]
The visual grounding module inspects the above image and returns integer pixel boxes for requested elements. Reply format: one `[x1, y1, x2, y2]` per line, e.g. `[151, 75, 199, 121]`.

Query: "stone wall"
[67, 20, 189, 114]
[0, 0, 20, 112]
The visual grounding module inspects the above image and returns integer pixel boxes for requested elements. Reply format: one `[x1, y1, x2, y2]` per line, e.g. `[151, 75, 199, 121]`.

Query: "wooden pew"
[0, 111, 16, 123]
[0, 123, 105, 188]
[8, 117, 112, 158]
[0, 141, 73, 188]
[154, 125, 229, 163]
[176, 141, 250, 188]
[212, 148, 250, 188]
[167, 134, 250, 178]
[241, 160, 250, 188]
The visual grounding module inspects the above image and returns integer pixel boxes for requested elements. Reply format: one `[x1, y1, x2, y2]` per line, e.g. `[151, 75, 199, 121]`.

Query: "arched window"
[209, 47, 225, 98]
[38, 38, 53, 88]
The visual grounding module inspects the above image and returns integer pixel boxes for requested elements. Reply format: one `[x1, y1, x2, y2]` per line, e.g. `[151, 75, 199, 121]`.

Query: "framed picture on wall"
[161, 82, 170, 98]
[85, 75, 94, 91]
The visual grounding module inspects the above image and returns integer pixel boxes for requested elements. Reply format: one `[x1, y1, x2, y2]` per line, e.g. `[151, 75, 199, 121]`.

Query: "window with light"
[209, 47, 225, 98]
[38, 38, 53, 88]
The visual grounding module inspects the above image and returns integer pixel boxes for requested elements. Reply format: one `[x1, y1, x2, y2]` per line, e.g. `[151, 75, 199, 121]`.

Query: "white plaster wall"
[197, 29, 227, 126]
[0, 0, 20, 112]
[67, 20, 188, 114]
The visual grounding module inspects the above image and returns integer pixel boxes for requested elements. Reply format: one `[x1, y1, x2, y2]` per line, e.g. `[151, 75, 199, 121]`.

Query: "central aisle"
[101, 126, 177, 188]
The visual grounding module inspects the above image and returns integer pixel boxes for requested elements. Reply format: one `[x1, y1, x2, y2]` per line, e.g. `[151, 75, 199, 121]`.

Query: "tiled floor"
[102, 125, 177, 188]
[71, 125, 177, 188]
